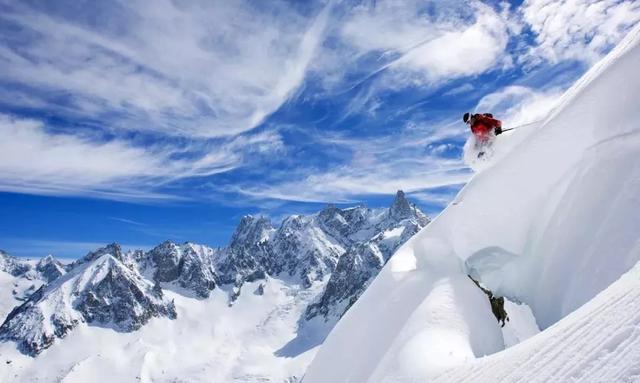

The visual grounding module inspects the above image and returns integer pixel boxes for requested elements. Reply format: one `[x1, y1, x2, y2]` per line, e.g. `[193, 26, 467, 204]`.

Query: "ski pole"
[501, 119, 545, 133]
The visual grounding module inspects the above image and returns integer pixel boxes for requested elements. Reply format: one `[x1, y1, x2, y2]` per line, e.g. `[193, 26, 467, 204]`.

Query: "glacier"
[304, 24, 640, 383]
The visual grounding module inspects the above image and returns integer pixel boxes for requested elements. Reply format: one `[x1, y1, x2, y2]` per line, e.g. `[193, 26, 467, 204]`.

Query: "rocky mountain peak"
[76, 243, 124, 266]
[317, 205, 351, 238]
[35, 255, 66, 283]
[0, 251, 177, 356]
[230, 215, 274, 249]
[389, 190, 413, 219]
[143, 241, 217, 298]
[307, 191, 431, 320]
[318, 204, 340, 218]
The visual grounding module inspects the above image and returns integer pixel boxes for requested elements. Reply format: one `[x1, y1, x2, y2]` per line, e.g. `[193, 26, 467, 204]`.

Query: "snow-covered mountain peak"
[35, 255, 66, 283]
[0, 250, 176, 356]
[230, 215, 275, 249]
[305, 194, 431, 320]
[142, 240, 217, 298]
[0, 250, 31, 277]
[72, 243, 123, 268]
[36, 254, 55, 265]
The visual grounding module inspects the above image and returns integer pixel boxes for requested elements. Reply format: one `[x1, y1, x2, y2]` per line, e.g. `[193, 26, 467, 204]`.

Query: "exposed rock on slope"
[138, 241, 218, 298]
[0, 245, 176, 356]
[0, 250, 31, 277]
[35, 255, 66, 283]
[307, 191, 429, 319]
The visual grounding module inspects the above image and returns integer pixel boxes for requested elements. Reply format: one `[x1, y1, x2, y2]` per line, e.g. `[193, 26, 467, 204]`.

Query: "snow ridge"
[303, 24, 640, 383]
[0, 245, 177, 356]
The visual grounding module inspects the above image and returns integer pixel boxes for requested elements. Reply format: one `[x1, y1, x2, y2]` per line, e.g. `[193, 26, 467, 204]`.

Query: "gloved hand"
[494, 126, 503, 135]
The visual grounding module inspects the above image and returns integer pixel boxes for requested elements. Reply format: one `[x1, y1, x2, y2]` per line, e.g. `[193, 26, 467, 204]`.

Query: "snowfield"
[304, 24, 640, 383]
[1, 278, 321, 382]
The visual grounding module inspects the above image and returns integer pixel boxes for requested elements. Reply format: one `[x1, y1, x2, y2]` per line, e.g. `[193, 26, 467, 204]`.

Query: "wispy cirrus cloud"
[231, 81, 565, 205]
[0, 113, 283, 201]
[230, 118, 472, 203]
[0, 0, 326, 200]
[520, 0, 640, 65]
[313, 0, 513, 95]
[0, 0, 638, 209]
[475, 85, 564, 128]
[0, 0, 329, 138]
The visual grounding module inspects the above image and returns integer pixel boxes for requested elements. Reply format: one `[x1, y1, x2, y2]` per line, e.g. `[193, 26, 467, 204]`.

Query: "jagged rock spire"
[389, 190, 413, 220]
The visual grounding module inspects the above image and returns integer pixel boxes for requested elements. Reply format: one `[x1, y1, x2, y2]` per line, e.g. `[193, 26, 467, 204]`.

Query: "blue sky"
[1, 0, 638, 258]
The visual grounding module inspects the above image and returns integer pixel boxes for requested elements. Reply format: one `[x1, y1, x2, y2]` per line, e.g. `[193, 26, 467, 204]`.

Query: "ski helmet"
[463, 112, 471, 123]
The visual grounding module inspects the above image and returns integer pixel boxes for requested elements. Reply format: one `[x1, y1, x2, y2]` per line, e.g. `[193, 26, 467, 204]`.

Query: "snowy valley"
[0, 192, 428, 382]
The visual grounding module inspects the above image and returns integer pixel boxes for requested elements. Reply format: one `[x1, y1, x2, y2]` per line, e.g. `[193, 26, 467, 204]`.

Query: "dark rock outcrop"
[0, 247, 176, 356]
[141, 241, 217, 298]
[35, 255, 66, 283]
[306, 191, 430, 320]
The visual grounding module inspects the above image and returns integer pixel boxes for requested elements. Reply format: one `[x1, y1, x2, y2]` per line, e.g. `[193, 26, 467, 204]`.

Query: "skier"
[463, 112, 503, 158]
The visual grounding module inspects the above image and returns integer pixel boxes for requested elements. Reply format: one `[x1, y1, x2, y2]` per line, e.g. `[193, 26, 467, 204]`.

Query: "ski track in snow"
[436, 262, 640, 383]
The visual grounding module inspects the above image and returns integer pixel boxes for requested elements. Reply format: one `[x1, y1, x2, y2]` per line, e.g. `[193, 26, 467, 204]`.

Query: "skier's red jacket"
[470, 114, 502, 140]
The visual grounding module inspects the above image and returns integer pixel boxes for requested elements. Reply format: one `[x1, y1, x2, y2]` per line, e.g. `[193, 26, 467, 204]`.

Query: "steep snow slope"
[435, 259, 640, 383]
[0, 271, 41, 323]
[0, 251, 51, 321]
[305, 24, 640, 383]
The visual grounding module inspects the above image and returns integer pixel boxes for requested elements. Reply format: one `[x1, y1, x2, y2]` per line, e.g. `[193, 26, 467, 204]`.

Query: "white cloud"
[0, 0, 329, 138]
[231, 119, 472, 203]
[1, 0, 631, 206]
[443, 83, 475, 97]
[392, 5, 510, 81]
[475, 85, 564, 128]
[237, 166, 470, 203]
[252, 84, 563, 205]
[0, 113, 282, 200]
[340, 1, 441, 53]
[0, 1, 320, 200]
[521, 0, 640, 64]
[409, 189, 460, 208]
[338, 1, 511, 84]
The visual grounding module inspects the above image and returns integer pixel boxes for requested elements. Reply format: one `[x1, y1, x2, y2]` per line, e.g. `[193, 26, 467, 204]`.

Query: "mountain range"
[0, 190, 428, 381]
